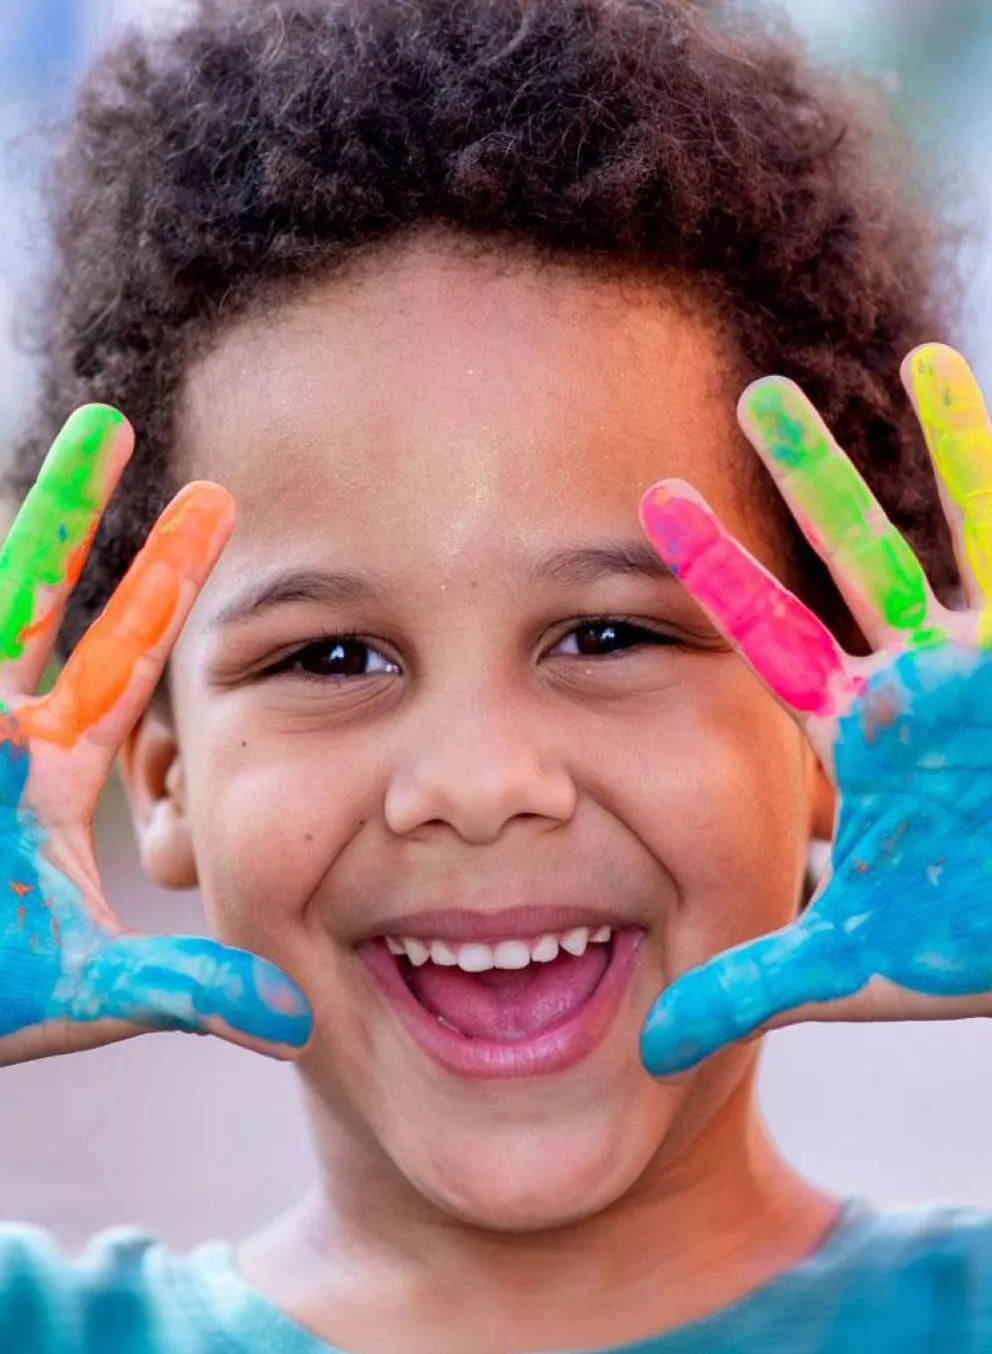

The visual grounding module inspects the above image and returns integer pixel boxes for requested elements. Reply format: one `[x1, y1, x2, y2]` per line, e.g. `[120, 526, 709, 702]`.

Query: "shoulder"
[0, 1223, 234, 1353]
[829, 1202, 992, 1274]
[775, 1203, 992, 1351]
[667, 1204, 992, 1354]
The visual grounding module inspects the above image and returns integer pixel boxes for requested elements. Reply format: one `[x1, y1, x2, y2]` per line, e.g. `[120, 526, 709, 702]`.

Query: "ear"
[117, 702, 198, 889]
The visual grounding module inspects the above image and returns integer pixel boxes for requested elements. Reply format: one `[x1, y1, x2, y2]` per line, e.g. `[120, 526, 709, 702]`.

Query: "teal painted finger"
[64, 934, 313, 1049]
[741, 380, 933, 637]
[0, 405, 125, 662]
[640, 917, 854, 1076]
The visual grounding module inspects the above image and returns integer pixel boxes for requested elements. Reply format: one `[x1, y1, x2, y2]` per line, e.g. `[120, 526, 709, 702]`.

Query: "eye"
[550, 618, 680, 659]
[269, 636, 400, 679]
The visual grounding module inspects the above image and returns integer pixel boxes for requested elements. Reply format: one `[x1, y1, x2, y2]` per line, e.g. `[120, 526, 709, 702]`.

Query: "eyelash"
[265, 618, 687, 681]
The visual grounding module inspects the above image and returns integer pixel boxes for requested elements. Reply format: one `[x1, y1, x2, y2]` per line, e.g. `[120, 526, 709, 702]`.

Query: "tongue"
[408, 946, 610, 1040]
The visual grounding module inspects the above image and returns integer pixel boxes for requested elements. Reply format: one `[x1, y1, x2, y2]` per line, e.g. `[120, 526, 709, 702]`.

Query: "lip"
[358, 927, 645, 1080]
[362, 905, 633, 944]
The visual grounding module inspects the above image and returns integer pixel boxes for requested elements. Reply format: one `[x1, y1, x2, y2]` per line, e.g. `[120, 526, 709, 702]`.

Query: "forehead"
[178, 241, 755, 578]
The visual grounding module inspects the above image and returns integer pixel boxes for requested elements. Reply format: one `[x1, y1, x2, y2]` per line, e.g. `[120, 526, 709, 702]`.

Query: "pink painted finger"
[639, 481, 855, 717]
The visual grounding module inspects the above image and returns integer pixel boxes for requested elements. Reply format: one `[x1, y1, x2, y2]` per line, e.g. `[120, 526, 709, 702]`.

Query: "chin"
[388, 1096, 671, 1232]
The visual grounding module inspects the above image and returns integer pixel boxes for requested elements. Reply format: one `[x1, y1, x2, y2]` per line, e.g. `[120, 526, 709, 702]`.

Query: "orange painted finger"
[21, 483, 234, 753]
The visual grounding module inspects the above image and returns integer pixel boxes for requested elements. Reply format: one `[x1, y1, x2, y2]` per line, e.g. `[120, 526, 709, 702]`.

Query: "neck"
[239, 1073, 838, 1354]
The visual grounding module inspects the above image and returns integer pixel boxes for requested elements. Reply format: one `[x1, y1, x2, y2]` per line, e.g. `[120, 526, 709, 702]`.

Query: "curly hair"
[7, 0, 958, 657]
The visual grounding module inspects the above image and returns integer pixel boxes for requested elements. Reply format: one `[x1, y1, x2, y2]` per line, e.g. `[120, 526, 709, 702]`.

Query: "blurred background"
[1, 0, 992, 1249]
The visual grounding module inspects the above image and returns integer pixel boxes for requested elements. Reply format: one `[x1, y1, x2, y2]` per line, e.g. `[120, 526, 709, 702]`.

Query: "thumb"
[67, 933, 313, 1058]
[640, 916, 854, 1077]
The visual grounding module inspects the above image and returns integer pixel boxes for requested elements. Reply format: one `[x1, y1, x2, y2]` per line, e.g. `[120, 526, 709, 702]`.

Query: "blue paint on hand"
[641, 643, 992, 1076]
[63, 935, 313, 1047]
[0, 721, 312, 1051]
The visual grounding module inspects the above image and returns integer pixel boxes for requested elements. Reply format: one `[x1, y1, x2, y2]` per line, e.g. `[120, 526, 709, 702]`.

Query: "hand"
[637, 344, 992, 1076]
[0, 405, 312, 1065]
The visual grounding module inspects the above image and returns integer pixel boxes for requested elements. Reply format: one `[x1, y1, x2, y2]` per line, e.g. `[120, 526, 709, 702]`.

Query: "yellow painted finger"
[905, 344, 992, 618]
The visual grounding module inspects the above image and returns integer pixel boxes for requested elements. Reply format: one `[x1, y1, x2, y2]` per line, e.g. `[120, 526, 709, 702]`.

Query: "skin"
[8, 240, 988, 1351]
[125, 241, 837, 1352]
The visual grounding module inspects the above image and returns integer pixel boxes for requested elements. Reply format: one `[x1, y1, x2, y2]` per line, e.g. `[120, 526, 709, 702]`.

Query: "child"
[1, 0, 990, 1349]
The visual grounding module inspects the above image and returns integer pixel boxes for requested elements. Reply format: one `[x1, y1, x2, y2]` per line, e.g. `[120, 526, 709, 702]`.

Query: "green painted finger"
[740, 380, 934, 640]
[0, 406, 127, 665]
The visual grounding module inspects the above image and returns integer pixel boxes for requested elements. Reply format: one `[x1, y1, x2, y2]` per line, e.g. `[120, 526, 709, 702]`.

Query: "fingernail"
[743, 380, 821, 469]
[153, 484, 234, 572]
[202, 952, 313, 1051]
[912, 345, 984, 429]
[47, 405, 127, 506]
[640, 486, 717, 576]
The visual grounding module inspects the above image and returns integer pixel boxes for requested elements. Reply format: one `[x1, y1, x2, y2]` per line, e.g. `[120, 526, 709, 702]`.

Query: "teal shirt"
[3, 1202, 992, 1352]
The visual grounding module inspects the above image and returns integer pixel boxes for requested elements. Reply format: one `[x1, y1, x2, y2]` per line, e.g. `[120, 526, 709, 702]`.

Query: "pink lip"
[358, 928, 645, 1080]
[361, 905, 632, 944]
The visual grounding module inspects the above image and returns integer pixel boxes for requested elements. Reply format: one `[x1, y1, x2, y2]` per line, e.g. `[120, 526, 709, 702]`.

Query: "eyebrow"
[534, 541, 675, 588]
[212, 568, 386, 626]
[211, 540, 675, 627]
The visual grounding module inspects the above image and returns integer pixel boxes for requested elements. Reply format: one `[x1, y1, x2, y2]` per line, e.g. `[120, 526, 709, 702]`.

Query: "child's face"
[130, 239, 826, 1229]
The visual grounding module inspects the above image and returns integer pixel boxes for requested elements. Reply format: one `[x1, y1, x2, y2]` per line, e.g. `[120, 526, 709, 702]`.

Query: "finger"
[902, 344, 992, 616]
[0, 406, 132, 694]
[738, 378, 942, 648]
[640, 918, 856, 1077]
[639, 480, 857, 719]
[66, 933, 313, 1059]
[20, 483, 234, 759]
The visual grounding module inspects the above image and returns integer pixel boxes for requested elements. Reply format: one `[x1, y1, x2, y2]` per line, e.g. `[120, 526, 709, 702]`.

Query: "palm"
[637, 345, 992, 1076]
[0, 405, 311, 1064]
[827, 643, 992, 997]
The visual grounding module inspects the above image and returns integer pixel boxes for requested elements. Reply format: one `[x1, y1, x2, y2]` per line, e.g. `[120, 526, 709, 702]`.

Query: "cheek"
[609, 673, 810, 957]
[178, 718, 378, 952]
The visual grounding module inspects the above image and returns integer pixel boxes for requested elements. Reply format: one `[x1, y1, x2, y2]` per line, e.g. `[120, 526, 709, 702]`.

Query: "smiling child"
[1, 1, 991, 1351]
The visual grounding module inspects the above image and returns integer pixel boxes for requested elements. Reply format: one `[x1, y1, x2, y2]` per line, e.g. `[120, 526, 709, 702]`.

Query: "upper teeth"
[385, 925, 612, 971]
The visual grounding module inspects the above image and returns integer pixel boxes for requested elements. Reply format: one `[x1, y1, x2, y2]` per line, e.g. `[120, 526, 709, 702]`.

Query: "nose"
[383, 692, 577, 845]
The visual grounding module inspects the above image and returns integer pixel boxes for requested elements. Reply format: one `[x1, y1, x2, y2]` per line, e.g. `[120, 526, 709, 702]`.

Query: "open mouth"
[359, 923, 644, 1079]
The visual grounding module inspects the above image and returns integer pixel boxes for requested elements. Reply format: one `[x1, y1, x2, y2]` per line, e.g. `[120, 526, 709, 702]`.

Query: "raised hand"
[0, 406, 312, 1065]
[637, 344, 992, 1077]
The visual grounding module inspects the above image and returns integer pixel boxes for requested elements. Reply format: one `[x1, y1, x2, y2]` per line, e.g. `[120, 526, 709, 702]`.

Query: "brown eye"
[273, 638, 399, 678]
[554, 620, 673, 658]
